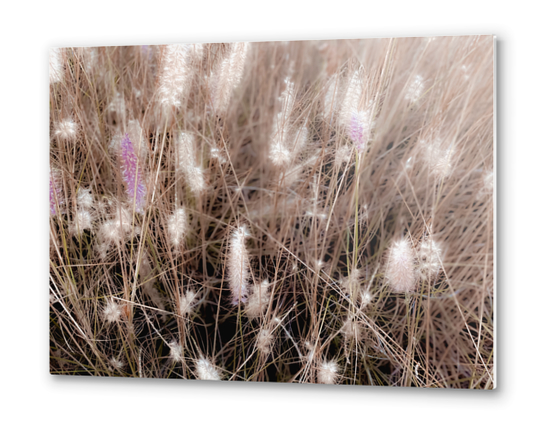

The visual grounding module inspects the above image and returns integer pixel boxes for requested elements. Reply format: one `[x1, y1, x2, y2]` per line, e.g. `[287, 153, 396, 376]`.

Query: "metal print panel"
[49, 35, 494, 388]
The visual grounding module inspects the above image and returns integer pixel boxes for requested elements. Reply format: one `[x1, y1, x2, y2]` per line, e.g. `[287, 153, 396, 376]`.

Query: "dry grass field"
[49, 35, 494, 388]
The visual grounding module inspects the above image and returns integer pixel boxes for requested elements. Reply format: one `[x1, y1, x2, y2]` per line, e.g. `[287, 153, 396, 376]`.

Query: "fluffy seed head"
[386, 239, 416, 293]
[176, 132, 206, 196]
[103, 299, 122, 323]
[360, 290, 373, 308]
[340, 69, 374, 149]
[50, 48, 64, 84]
[341, 70, 363, 126]
[341, 317, 361, 339]
[121, 134, 147, 213]
[421, 139, 455, 179]
[109, 357, 124, 369]
[169, 341, 183, 363]
[158, 45, 191, 108]
[318, 360, 339, 384]
[70, 209, 92, 235]
[405, 74, 425, 102]
[99, 221, 121, 245]
[126, 120, 149, 162]
[179, 290, 197, 316]
[167, 208, 188, 248]
[195, 357, 221, 380]
[210, 147, 227, 164]
[227, 226, 250, 305]
[246, 279, 271, 319]
[269, 141, 291, 167]
[211, 42, 249, 113]
[270, 78, 296, 167]
[256, 328, 274, 355]
[54, 119, 77, 141]
[77, 189, 93, 210]
[418, 239, 443, 279]
[98, 207, 134, 246]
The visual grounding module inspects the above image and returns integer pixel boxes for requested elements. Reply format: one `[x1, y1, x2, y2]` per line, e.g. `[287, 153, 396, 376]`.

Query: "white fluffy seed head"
[54, 119, 78, 141]
[103, 299, 122, 323]
[228, 226, 250, 305]
[210, 147, 227, 164]
[318, 360, 339, 384]
[341, 317, 360, 339]
[245, 279, 271, 319]
[196, 357, 221, 381]
[340, 70, 363, 126]
[177, 132, 206, 196]
[158, 44, 191, 108]
[98, 208, 134, 245]
[77, 189, 93, 210]
[339, 69, 375, 150]
[360, 290, 373, 308]
[256, 328, 274, 355]
[168, 208, 188, 248]
[99, 220, 121, 245]
[405, 74, 425, 102]
[421, 139, 455, 179]
[50, 48, 64, 84]
[109, 357, 124, 369]
[126, 119, 149, 162]
[70, 209, 92, 236]
[169, 341, 183, 363]
[95, 242, 109, 260]
[386, 239, 416, 293]
[270, 78, 296, 168]
[270, 136, 291, 167]
[418, 239, 443, 279]
[179, 290, 197, 316]
[211, 42, 249, 113]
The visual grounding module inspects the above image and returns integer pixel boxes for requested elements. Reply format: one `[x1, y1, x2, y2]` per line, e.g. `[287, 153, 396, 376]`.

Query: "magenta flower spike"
[349, 112, 365, 152]
[121, 133, 146, 213]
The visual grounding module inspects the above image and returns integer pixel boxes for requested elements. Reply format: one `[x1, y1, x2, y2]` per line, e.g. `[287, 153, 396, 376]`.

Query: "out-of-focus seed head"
[195, 357, 221, 381]
[386, 238, 416, 293]
[318, 360, 339, 384]
[54, 119, 78, 142]
[169, 341, 183, 363]
[256, 328, 274, 355]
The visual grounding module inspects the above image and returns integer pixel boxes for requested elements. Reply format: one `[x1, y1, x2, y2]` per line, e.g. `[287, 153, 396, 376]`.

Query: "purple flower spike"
[349, 111, 365, 152]
[49, 175, 60, 215]
[121, 133, 146, 213]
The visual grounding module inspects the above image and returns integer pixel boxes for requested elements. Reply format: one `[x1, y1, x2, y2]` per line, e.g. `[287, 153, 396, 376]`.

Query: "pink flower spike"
[121, 133, 146, 213]
[349, 111, 365, 151]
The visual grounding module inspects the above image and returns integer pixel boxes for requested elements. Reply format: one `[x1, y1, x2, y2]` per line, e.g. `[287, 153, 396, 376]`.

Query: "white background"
[0, 1, 538, 422]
